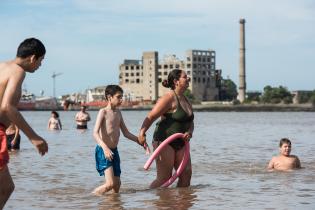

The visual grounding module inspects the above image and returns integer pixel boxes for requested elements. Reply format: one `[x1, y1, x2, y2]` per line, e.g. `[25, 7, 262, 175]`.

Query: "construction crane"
[52, 72, 63, 98]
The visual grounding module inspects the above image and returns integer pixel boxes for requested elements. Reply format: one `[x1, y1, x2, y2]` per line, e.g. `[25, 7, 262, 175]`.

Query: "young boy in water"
[92, 85, 148, 195]
[267, 138, 301, 171]
[0, 38, 48, 209]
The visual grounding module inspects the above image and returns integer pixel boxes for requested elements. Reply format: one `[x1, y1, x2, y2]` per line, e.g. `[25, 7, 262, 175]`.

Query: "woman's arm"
[47, 119, 51, 129]
[58, 119, 62, 130]
[139, 92, 174, 144]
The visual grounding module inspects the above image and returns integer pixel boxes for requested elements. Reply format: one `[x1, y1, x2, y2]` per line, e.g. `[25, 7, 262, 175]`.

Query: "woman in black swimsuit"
[139, 69, 194, 188]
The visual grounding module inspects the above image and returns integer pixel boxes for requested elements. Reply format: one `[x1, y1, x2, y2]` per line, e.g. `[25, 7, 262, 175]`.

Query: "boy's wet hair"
[17, 38, 46, 59]
[162, 69, 183, 90]
[279, 138, 291, 147]
[51, 111, 59, 118]
[105, 85, 123, 100]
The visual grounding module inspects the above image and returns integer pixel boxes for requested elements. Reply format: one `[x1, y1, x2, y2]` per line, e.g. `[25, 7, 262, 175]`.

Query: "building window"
[158, 78, 162, 83]
[193, 57, 196, 62]
[136, 72, 140, 76]
[164, 71, 168, 75]
[158, 65, 161, 69]
[131, 73, 134, 76]
[203, 78, 206, 83]
[187, 71, 191, 75]
[170, 64, 173, 69]
[164, 64, 168, 69]
[125, 66, 129, 70]
[193, 78, 196, 82]
[187, 64, 191, 68]
[125, 73, 129, 77]
[136, 66, 140, 70]
[187, 57, 191, 61]
[125, 79, 129, 83]
[136, 79, 140, 83]
[131, 66, 134, 70]
[198, 78, 200, 83]
[175, 64, 179, 68]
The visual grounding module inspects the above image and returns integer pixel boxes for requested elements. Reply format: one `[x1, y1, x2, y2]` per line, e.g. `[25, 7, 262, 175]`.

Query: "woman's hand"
[138, 133, 146, 146]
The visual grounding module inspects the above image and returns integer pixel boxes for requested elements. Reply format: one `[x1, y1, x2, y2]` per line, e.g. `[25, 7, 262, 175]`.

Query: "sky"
[0, 0, 314, 97]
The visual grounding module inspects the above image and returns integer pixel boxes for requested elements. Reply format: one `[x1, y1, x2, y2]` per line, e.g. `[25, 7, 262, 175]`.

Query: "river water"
[5, 111, 315, 210]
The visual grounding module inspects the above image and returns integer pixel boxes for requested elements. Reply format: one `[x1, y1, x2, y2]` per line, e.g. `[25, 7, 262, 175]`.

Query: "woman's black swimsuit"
[153, 92, 194, 151]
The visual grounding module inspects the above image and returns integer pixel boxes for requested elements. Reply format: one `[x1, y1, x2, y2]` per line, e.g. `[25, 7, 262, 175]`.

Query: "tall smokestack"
[238, 18, 246, 103]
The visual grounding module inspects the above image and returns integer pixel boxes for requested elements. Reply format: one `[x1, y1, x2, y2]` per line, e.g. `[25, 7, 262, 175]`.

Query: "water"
[5, 111, 315, 210]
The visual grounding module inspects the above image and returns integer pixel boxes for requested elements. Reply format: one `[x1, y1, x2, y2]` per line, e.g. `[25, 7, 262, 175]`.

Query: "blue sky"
[0, 0, 314, 97]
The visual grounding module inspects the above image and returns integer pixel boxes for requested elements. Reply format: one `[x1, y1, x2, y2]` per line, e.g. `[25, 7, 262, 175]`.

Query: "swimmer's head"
[105, 85, 123, 100]
[51, 111, 59, 118]
[279, 138, 291, 147]
[17, 38, 46, 60]
[279, 138, 292, 156]
[162, 69, 183, 90]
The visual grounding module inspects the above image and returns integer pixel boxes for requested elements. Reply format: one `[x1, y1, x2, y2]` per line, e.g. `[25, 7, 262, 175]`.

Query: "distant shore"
[121, 103, 315, 112]
[20, 103, 315, 112]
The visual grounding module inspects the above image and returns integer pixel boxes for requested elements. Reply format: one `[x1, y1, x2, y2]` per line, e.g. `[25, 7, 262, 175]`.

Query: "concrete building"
[86, 86, 107, 102]
[119, 49, 221, 102]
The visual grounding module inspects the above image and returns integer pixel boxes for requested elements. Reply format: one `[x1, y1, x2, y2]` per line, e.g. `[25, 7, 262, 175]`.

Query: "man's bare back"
[0, 61, 25, 127]
[0, 38, 48, 209]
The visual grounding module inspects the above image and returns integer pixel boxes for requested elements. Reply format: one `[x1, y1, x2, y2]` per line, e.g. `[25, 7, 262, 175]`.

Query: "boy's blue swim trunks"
[95, 145, 121, 177]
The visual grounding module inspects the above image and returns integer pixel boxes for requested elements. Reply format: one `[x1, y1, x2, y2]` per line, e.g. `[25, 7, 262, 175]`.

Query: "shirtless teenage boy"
[92, 85, 146, 195]
[267, 138, 301, 171]
[0, 38, 48, 209]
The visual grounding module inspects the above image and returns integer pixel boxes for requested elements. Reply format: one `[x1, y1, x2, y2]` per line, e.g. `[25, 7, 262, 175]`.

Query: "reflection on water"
[152, 187, 197, 210]
[5, 111, 315, 209]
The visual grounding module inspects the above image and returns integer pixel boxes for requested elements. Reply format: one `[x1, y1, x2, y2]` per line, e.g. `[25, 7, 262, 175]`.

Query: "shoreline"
[121, 104, 315, 112]
[24, 103, 314, 112]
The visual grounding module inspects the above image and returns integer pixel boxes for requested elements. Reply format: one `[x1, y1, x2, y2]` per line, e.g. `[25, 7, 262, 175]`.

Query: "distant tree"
[246, 91, 261, 103]
[220, 79, 237, 101]
[310, 90, 315, 106]
[295, 91, 313, 104]
[261, 85, 292, 104]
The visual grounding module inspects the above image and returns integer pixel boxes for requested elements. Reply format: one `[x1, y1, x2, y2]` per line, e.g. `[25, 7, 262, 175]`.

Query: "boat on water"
[18, 91, 58, 110]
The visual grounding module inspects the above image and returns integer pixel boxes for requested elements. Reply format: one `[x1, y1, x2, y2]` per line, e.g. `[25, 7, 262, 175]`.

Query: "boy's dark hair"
[279, 138, 291, 147]
[162, 69, 183, 90]
[105, 85, 123, 100]
[17, 38, 46, 59]
[51, 111, 59, 118]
